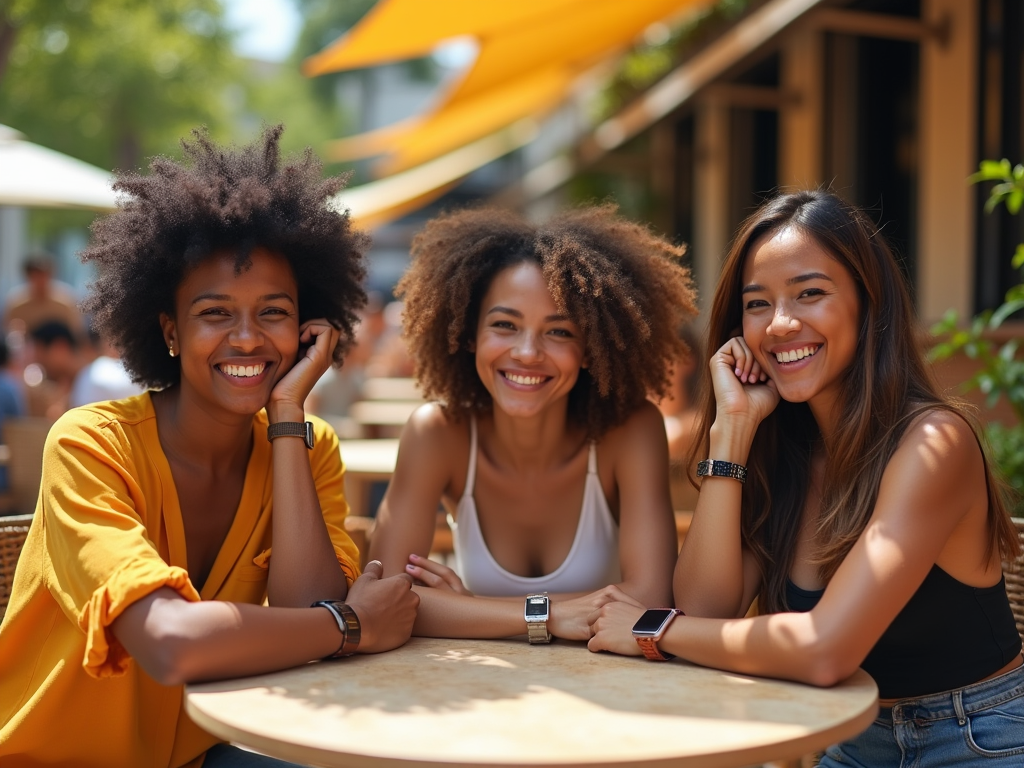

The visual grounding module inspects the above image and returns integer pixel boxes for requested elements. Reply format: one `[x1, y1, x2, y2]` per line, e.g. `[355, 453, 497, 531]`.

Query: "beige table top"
[349, 400, 420, 427]
[362, 378, 422, 402]
[338, 439, 399, 480]
[186, 637, 877, 768]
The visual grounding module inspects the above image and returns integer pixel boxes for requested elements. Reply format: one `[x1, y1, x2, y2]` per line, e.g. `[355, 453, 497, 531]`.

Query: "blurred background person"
[0, 336, 27, 495]
[3, 253, 84, 337]
[23, 320, 82, 421]
[365, 299, 414, 379]
[69, 323, 146, 408]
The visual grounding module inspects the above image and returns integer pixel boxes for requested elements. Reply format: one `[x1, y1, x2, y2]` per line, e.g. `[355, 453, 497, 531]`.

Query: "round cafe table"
[186, 637, 877, 768]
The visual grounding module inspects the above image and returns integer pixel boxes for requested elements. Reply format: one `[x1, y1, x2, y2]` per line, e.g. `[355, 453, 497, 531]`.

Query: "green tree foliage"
[0, 0, 239, 171]
[931, 160, 1024, 504]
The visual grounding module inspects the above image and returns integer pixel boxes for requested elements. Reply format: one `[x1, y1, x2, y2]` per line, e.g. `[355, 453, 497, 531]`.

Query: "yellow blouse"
[0, 393, 360, 768]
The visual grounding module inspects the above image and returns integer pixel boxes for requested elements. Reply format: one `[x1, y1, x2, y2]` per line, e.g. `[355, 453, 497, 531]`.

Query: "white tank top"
[449, 416, 621, 597]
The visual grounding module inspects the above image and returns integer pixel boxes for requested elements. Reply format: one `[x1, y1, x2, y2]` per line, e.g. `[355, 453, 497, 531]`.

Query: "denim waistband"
[879, 661, 1024, 726]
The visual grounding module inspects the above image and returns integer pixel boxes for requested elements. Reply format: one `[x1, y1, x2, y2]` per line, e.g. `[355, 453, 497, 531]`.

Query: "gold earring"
[168, 346, 176, 358]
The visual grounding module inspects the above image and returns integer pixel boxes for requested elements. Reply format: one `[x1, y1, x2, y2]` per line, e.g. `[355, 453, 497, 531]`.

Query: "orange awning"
[334, 120, 539, 230]
[307, 0, 716, 174]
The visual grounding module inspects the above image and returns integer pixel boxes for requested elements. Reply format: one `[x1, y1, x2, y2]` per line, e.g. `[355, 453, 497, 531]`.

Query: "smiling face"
[473, 261, 586, 420]
[741, 226, 861, 426]
[160, 247, 300, 420]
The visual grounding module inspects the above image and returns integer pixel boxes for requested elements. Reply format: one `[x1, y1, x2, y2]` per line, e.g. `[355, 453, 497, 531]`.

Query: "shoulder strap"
[463, 415, 479, 496]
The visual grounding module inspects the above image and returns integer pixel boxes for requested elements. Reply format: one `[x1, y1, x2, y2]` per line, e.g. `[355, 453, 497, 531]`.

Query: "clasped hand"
[407, 554, 647, 642]
[344, 560, 420, 653]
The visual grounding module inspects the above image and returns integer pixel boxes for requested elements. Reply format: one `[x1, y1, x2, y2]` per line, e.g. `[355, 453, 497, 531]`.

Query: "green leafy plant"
[930, 159, 1024, 502]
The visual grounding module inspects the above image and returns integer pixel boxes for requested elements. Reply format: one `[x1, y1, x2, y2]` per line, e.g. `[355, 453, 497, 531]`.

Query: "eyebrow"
[486, 306, 570, 322]
[191, 292, 296, 306]
[741, 272, 834, 294]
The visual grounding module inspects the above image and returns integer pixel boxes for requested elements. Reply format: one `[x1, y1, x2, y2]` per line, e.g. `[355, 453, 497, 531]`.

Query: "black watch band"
[696, 459, 747, 483]
[267, 421, 314, 449]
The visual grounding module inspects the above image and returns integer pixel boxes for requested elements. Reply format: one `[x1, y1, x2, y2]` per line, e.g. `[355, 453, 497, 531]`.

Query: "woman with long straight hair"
[589, 190, 1024, 766]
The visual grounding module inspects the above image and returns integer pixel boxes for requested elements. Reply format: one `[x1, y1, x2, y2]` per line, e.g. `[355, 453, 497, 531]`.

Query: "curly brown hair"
[397, 204, 697, 438]
[81, 125, 369, 389]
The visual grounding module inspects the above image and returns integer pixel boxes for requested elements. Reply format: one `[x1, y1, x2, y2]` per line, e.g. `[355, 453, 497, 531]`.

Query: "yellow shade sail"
[311, 0, 718, 228]
[349, 68, 573, 175]
[309, 0, 715, 172]
[335, 120, 539, 230]
[303, 0, 594, 75]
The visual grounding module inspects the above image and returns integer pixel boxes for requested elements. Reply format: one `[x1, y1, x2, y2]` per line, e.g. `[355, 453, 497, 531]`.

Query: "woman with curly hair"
[588, 190, 1024, 766]
[0, 126, 418, 768]
[369, 205, 697, 640]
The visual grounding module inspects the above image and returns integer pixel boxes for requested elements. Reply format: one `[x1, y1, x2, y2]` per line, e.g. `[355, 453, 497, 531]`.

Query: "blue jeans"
[818, 662, 1024, 767]
[201, 743, 310, 767]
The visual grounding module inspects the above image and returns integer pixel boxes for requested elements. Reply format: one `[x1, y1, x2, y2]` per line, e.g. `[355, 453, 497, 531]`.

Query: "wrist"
[708, 420, 756, 464]
[311, 601, 361, 658]
[267, 401, 305, 425]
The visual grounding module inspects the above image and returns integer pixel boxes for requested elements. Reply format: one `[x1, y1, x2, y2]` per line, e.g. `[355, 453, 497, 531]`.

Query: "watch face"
[632, 609, 676, 635]
[525, 596, 549, 617]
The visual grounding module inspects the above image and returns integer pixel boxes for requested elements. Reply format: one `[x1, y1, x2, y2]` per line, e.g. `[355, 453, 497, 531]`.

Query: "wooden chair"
[3, 418, 52, 515]
[0, 513, 33, 622]
[1003, 517, 1024, 643]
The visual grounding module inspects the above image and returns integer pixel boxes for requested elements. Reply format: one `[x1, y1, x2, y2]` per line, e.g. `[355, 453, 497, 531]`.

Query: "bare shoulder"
[396, 403, 470, 470]
[894, 407, 983, 473]
[599, 400, 669, 464]
[879, 406, 986, 523]
[605, 400, 667, 442]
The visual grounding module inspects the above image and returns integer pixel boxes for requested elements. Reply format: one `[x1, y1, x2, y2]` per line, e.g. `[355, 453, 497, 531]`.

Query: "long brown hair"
[690, 190, 1020, 613]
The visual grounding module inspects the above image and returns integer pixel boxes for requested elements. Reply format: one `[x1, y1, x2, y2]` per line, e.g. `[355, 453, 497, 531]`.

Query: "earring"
[168, 346, 177, 358]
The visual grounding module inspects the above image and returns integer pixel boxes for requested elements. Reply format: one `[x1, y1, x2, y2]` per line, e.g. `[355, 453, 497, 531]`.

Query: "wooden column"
[918, 0, 977, 322]
[693, 97, 730, 313]
[779, 26, 824, 188]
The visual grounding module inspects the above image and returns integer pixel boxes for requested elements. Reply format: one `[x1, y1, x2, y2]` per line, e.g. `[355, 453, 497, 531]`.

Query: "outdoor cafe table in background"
[338, 438, 399, 518]
[186, 637, 878, 768]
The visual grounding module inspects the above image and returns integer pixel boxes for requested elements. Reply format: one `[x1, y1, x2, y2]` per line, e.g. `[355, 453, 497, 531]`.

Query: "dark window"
[975, 0, 1024, 312]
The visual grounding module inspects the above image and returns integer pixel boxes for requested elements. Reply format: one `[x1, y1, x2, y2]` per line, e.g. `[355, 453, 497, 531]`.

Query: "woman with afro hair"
[369, 204, 697, 640]
[0, 127, 418, 768]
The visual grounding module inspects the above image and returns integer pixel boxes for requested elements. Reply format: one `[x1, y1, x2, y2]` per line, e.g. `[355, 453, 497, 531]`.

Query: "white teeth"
[221, 363, 265, 378]
[505, 372, 545, 385]
[775, 346, 818, 363]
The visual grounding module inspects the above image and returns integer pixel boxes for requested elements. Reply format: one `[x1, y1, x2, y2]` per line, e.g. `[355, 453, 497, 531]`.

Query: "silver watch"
[524, 593, 551, 644]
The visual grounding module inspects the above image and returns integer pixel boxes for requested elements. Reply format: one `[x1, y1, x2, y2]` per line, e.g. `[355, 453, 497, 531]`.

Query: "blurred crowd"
[1, 253, 145, 429]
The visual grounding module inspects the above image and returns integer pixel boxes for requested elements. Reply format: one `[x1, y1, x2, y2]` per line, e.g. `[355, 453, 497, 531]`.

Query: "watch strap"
[636, 635, 675, 661]
[268, 420, 314, 449]
[696, 459, 747, 483]
[525, 593, 552, 644]
[527, 621, 552, 644]
[312, 600, 361, 658]
[634, 608, 683, 661]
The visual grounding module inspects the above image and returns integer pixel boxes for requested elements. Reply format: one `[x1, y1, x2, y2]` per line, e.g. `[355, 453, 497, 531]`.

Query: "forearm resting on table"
[411, 588, 527, 637]
[112, 588, 342, 686]
[660, 611, 862, 687]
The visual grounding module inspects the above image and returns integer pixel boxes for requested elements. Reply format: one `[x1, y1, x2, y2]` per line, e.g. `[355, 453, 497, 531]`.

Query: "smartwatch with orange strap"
[631, 608, 683, 661]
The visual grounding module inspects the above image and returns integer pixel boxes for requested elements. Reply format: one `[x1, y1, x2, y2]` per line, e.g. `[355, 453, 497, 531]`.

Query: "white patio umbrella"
[0, 125, 116, 211]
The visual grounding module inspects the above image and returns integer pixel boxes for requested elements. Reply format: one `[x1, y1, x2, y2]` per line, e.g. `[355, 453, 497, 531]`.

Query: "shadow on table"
[196, 638, 872, 732]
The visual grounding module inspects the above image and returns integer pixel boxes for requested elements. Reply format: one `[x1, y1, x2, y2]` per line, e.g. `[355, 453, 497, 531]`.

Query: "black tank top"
[786, 565, 1021, 699]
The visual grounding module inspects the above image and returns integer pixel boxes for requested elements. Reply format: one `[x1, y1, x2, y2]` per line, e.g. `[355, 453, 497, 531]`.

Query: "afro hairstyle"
[81, 125, 368, 389]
